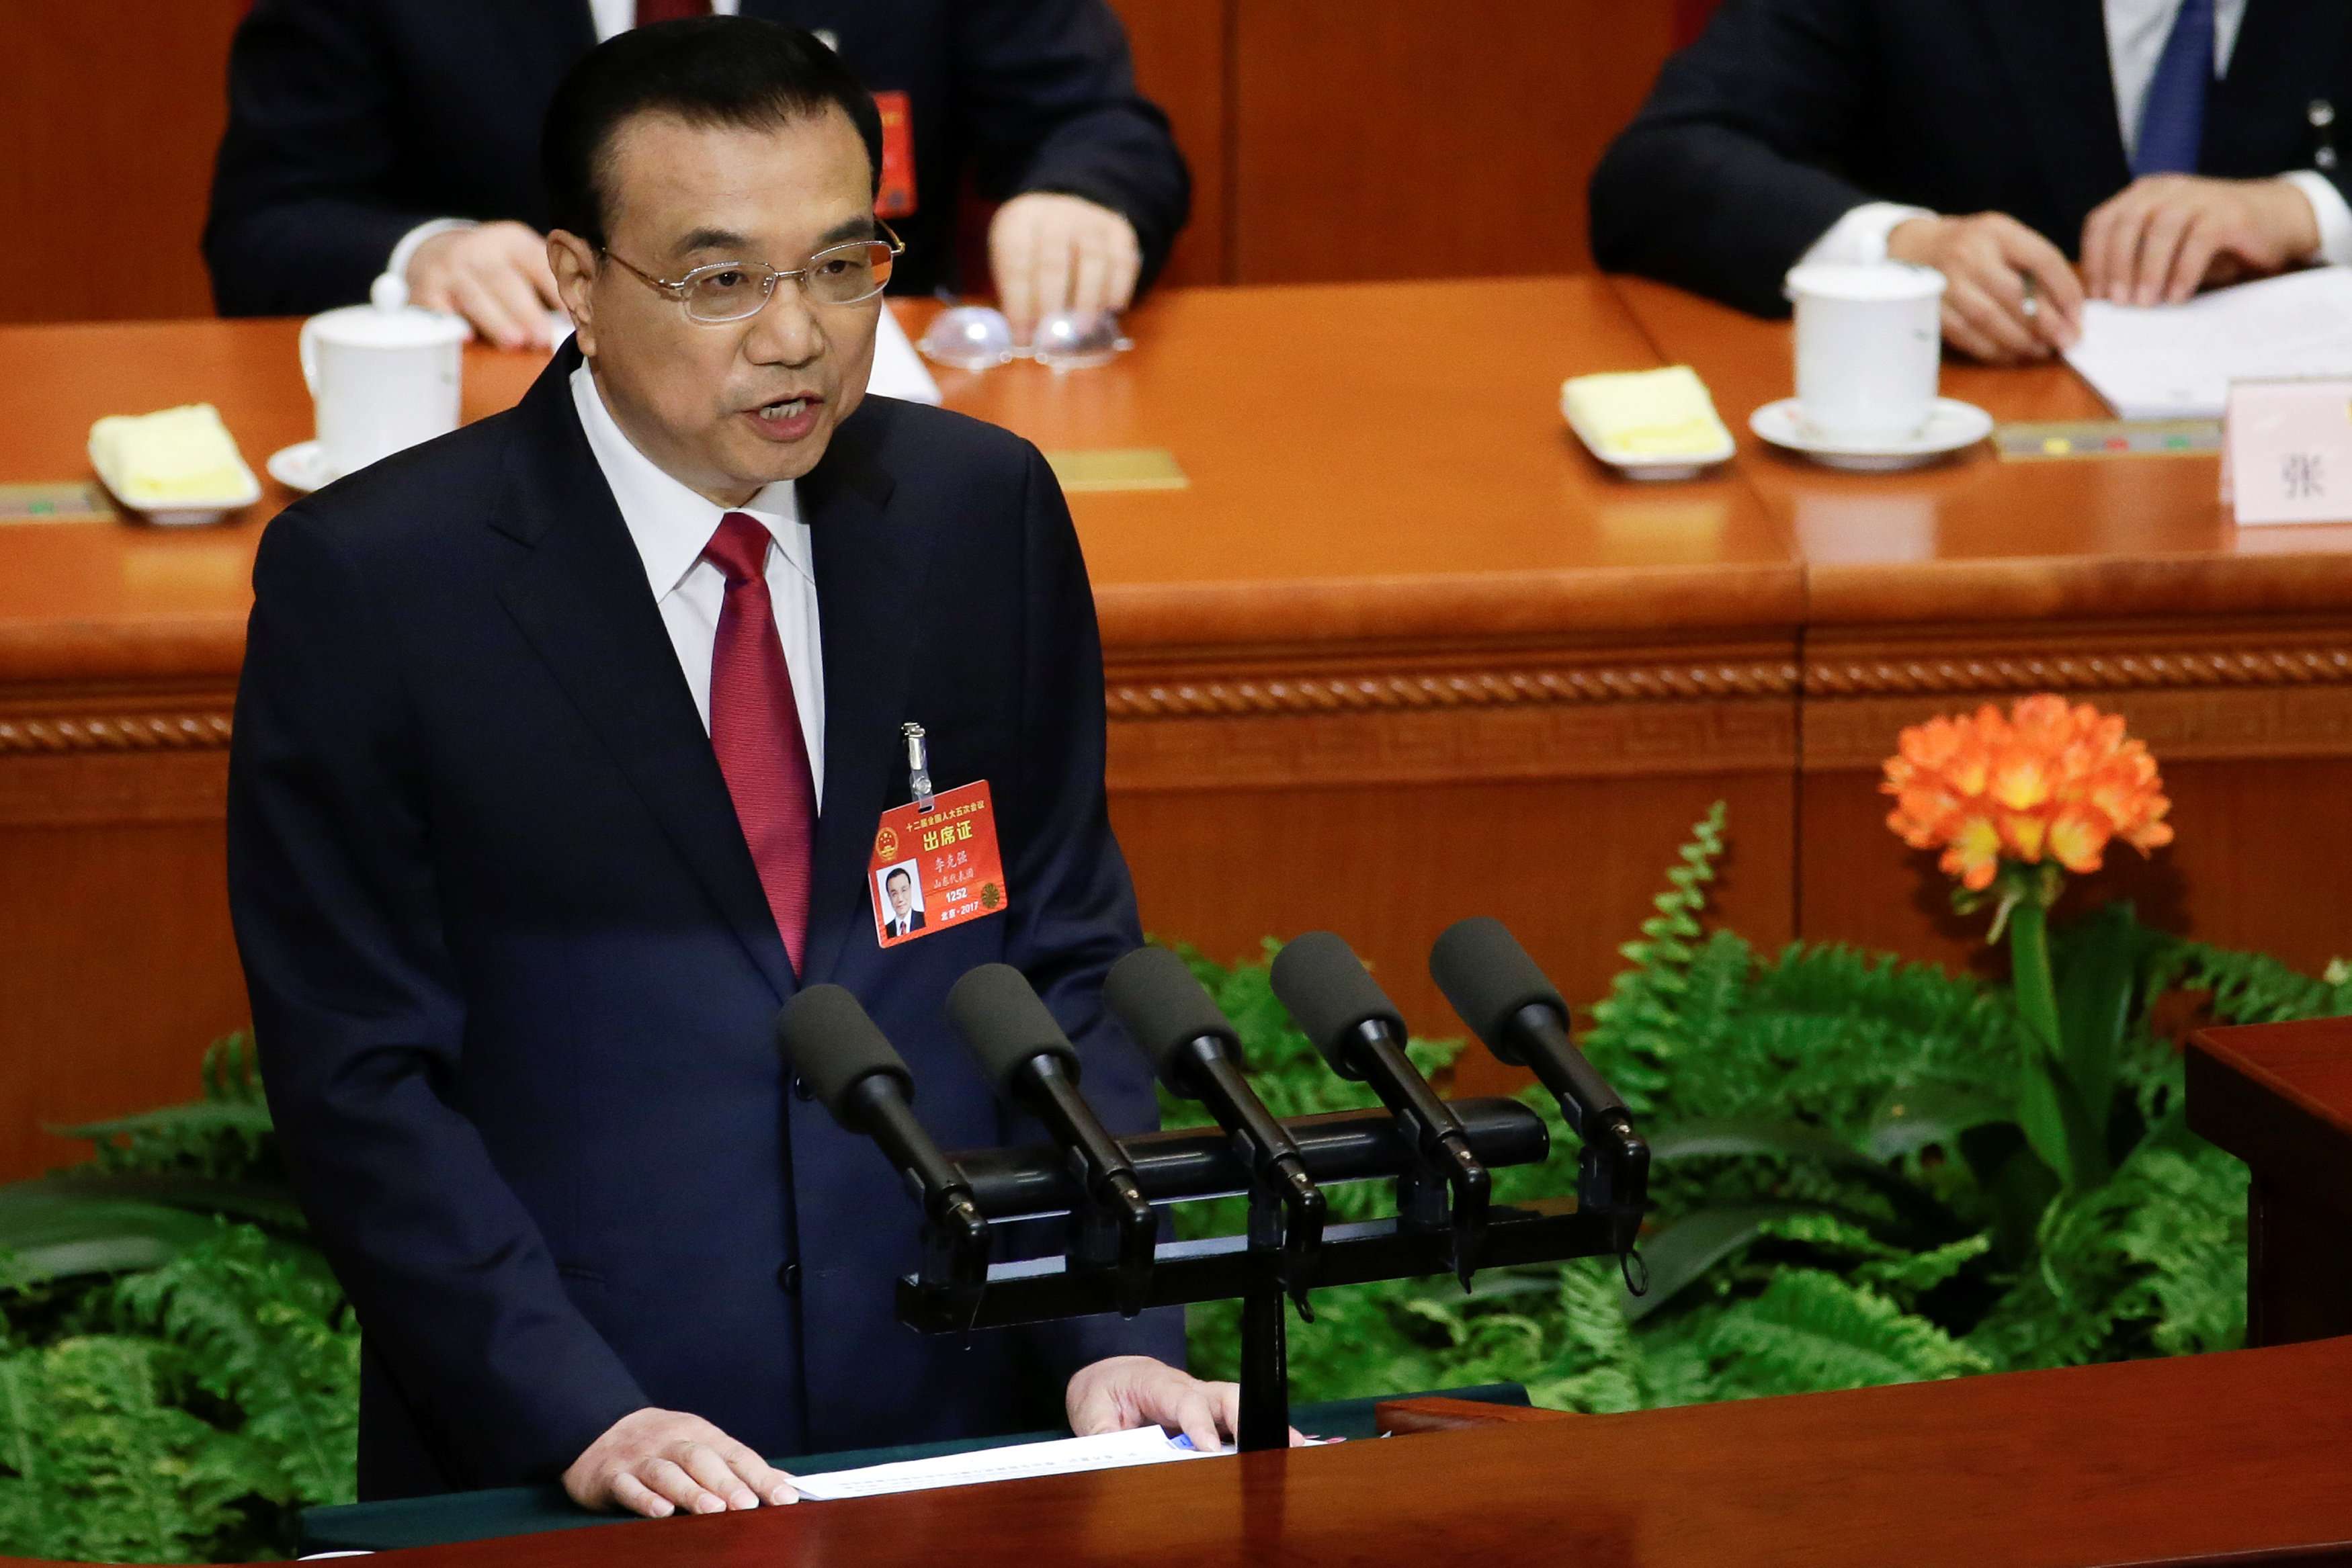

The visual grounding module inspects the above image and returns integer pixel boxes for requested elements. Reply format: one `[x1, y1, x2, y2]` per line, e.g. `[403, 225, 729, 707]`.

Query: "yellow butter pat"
[88, 404, 252, 507]
[1562, 366, 1732, 460]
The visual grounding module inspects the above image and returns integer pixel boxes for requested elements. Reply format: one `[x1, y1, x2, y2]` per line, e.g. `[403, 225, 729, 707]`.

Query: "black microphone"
[778, 986, 989, 1301]
[948, 964, 1157, 1316]
[1269, 930, 1490, 1288]
[1429, 917, 1650, 1233]
[1103, 945, 1324, 1305]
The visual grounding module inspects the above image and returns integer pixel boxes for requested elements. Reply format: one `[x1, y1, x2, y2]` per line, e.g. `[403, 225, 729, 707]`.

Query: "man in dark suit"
[228, 19, 1223, 1516]
[205, 0, 1189, 348]
[883, 868, 926, 938]
[1591, 0, 2352, 363]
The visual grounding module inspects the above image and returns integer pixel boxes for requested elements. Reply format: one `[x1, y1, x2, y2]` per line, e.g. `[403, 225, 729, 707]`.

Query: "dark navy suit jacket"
[226, 345, 1180, 1500]
[1592, 0, 2352, 317]
[203, 0, 1190, 316]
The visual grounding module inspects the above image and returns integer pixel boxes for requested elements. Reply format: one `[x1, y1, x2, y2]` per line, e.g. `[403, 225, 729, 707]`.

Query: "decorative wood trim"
[1107, 658, 1802, 719]
[0, 711, 234, 755]
[1807, 646, 2352, 698]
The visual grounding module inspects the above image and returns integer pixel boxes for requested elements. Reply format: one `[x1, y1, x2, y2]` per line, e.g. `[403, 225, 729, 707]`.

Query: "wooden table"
[5, 277, 2352, 1179]
[10, 1334, 2349, 1566]
[1617, 276, 2352, 982]
[2191, 1015, 2352, 1349]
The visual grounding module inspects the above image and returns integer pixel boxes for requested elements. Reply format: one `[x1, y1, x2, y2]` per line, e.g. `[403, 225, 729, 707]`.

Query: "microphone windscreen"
[1105, 945, 1236, 1089]
[948, 964, 1080, 1092]
[777, 984, 913, 1124]
[1269, 931, 1402, 1078]
[1430, 917, 1568, 1060]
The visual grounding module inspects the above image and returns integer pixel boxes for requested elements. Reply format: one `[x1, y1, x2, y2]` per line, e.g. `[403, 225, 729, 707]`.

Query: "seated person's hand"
[562, 1406, 799, 1518]
[2081, 175, 2322, 308]
[406, 220, 564, 352]
[1887, 211, 2085, 365]
[988, 193, 1143, 341]
[1065, 1354, 1307, 1450]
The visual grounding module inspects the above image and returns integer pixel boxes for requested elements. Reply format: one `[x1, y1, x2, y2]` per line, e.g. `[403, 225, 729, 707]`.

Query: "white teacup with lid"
[1783, 261, 1946, 443]
[298, 273, 467, 480]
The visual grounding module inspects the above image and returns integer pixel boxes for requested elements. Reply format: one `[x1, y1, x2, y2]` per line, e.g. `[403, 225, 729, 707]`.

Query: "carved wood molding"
[0, 711, 235, 756]
[1806, 646, 2352, 698]
[1106, 659, 1802, 720]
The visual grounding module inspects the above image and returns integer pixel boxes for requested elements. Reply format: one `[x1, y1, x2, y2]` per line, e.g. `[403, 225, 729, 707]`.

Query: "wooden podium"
[0, 1018, 2337, 1567]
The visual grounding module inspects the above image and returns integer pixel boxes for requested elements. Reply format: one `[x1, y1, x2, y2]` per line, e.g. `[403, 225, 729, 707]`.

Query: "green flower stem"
[2008, 900, 2062, 1060]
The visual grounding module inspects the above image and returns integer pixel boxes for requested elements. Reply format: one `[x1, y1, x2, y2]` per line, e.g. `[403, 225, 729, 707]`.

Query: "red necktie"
[634, 0, 712, 25]
[703, 513, 818, 974]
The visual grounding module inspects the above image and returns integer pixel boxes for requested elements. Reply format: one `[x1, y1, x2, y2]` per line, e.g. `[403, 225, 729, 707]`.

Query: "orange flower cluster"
[1882, 695, 2173, 891]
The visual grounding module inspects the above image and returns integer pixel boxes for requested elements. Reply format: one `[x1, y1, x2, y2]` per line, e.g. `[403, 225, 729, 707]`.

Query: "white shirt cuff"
[386, 218, 479, 288]
[1799, 202, 1940, 267]
[2281, 171, 2352, 268]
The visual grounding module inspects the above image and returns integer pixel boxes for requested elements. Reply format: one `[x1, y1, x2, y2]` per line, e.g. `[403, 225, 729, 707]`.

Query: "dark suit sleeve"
[999, 444, 1185, 1383]
[228, 507, 648, 1486]
[204, 0, 440, 316]
[1589, 0, 1882, 317]
[954, 0, 1193, 290]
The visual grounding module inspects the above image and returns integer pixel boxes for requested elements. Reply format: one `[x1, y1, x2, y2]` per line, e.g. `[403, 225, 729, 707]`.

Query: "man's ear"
[547, 230, 600, 355]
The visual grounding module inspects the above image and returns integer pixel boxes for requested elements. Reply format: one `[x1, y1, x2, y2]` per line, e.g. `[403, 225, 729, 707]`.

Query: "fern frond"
[1701, 1269, 1989, 1395]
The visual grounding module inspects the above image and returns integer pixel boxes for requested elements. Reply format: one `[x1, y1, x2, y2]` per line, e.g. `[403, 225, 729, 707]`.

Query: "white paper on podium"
[2063, 267, 2352, 420]
[790, 1426, 1223, 1501]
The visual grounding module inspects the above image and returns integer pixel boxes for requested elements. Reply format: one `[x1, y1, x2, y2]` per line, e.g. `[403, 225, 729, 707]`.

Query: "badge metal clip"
[902, 722, 937, 814]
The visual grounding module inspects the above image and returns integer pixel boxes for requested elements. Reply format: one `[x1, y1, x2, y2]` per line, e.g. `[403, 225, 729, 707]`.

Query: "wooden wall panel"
[1107, 0, 1230, 288]
[1114, 771, 1795, 1100]
[1226, 1, 1675, 284]
[0, 0, 247, 323]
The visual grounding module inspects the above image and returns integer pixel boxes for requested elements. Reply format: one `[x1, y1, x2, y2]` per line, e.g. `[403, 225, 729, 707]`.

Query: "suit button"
[792, 1075, 814, 1102]
[779, 1262, 802, 1295]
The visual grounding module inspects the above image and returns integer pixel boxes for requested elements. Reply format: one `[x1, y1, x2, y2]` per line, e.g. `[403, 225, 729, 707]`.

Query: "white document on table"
[872, 304, 943, 405]
[2063, 267, 2352, 420]
[790, 1426, 1224, 1501]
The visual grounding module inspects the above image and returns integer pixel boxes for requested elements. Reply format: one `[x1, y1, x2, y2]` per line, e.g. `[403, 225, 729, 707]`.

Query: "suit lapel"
[492, 350, 799, 1004]
[796, 403, 921, 988]
[1980, 0, 2131, 228]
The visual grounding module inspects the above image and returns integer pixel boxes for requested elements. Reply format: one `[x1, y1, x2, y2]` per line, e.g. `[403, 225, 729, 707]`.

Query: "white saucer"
[1749, 398, 1994, 471]
[266, 440, 340, 494]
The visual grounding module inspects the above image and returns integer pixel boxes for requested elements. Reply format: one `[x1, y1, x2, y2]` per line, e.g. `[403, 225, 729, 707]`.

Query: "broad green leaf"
[0, 1190, 223, 1289]
[2054, 901, 2142, 1123]
[1865, 1086, 2013, 1163]
[1646, 1117, 1954, 1228]
[1622, 1203, 1838, 1323]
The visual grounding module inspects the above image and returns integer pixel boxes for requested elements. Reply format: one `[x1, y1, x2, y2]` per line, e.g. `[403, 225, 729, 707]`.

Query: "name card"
[2225, 378, 2352, 526]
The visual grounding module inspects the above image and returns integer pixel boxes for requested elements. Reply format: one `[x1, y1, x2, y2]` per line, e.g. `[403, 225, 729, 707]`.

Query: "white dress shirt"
[384, 0, 747, 286]
[569, 362, 827, 798]
[1800, 0, 2352, 270]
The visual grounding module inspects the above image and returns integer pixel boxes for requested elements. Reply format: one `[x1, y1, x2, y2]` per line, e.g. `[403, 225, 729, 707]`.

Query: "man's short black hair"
[885, 868, 912, 889]
[542, 17, 883, 250]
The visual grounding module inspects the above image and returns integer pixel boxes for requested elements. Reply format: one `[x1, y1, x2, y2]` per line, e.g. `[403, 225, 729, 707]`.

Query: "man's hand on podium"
[1065, 1355, 1308, 1451]
[563, 1407, 800, 1518]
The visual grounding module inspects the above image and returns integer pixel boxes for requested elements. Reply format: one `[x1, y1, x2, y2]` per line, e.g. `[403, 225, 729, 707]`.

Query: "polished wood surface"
[0, 0, 247, 324]
[1615, 275, 2352, 982]
[2191, 1017, 2352, 1348]
[13, 1336, 2338, 1568]
[10, 273, 2352, 1173]
[1373, 1395, 1577, 1434]
[1228, 2, 1673, 284]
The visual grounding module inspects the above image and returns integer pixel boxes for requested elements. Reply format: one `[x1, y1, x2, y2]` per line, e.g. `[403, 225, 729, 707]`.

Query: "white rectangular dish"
[87, 406, 263, 527]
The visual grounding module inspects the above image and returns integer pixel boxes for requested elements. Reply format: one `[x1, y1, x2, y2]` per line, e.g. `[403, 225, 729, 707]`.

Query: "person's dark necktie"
[703, 512, 818, 975]
[635, 0, 713, 26]
[2134, 0, 2216, 177]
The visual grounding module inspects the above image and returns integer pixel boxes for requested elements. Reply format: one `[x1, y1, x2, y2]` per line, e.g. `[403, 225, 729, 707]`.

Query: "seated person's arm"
[1589, 0, 1885, 318]
[205, 0, 560, 345]
[230, 511, 787, 1518]
[958, 0, 1191, 334]
[2080, 172, 2347, 308]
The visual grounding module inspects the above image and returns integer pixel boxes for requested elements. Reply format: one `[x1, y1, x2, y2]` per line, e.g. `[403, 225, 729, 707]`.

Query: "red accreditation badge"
[868, 781, 1006, 948]
[872, 90, 917, 220]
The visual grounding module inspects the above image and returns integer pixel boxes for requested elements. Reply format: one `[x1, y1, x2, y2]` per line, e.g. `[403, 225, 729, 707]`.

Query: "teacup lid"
[305, 273, 470, 349]
[1783, 261, 1946, 304]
